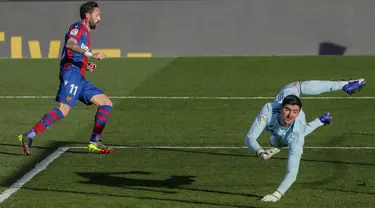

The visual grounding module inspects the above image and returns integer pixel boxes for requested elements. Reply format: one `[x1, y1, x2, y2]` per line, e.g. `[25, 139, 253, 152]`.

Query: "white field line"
[1, 145, 374, 203]
[0, 96, 374, 100]
[0, 147, 69, 203]
[69, 145, 375, 150]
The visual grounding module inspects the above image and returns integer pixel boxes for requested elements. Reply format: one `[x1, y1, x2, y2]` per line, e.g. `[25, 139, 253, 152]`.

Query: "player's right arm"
[245, 103, 271, 155]
[65, 24, 86, 54]
[65, 37, 106, 60]
[65, 24, 106, 60]
[65, 37, 85, 54]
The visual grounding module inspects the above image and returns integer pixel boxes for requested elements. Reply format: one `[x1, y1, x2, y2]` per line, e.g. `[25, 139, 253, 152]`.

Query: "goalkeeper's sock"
[300, 80, 348, 95]
[27, 108, 65, 139]
[90, 105, 112, 142]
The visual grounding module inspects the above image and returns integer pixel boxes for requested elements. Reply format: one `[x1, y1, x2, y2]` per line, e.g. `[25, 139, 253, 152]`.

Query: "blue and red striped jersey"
[60, 21, 91, 77]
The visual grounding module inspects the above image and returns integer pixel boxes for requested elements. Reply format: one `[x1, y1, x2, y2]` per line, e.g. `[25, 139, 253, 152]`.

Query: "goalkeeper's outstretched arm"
[276, 151, 302, 194]
[261, 133, 304, 202]
[276, 132, 304, 195]
[261, 149, 303, 202]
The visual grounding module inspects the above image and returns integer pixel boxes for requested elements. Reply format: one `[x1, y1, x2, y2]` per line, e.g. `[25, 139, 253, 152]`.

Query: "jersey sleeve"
[276, 120, 305, 194]
[289, 119, 306, 155]
[244, 103, 272, 154]
[276, 145, 302, 194]
[68, 23, 85, 41]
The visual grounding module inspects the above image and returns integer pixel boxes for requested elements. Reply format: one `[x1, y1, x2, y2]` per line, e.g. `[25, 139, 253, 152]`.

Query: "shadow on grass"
[23, 185, 260, 208]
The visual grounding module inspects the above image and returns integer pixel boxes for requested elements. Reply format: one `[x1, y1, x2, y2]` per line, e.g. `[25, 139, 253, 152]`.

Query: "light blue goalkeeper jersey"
[245, 99, 323, 194]
[246, 101, 307, 155]
[244, 80, 352, 195]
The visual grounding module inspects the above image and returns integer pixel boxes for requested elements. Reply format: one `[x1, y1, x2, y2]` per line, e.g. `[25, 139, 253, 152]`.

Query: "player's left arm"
[277, 148, 302, 193]
[261, 132, 304, 202]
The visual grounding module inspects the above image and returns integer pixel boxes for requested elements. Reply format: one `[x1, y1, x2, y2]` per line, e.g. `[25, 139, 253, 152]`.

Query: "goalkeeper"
[244, 79, 366, 202]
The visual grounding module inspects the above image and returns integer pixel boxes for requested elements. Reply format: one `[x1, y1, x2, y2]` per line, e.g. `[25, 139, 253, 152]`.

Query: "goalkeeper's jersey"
[245, 100, 323, 194]
[246, 101, 307, 156]
[245, 81, 326, 195]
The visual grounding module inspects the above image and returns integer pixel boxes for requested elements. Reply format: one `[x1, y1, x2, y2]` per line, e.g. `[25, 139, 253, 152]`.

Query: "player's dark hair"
[80, 1, 99, 19]
[281, 95, 302, 110]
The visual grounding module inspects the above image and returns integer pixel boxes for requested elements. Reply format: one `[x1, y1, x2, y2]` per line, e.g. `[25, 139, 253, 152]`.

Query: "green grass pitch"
[0, 56, 375, 207]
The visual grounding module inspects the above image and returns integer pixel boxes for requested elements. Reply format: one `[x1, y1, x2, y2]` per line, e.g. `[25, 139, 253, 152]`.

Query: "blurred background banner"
[1, 0, 375, 58]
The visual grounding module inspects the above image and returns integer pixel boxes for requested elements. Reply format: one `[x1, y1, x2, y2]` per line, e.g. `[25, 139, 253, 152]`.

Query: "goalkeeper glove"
[261, 190, 283, 202]
[256, 148, 280, 160]
[319, 113, 332, 126]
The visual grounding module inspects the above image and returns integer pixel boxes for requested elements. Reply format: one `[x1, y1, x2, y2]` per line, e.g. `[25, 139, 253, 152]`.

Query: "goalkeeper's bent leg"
[299, 80, 348, 95]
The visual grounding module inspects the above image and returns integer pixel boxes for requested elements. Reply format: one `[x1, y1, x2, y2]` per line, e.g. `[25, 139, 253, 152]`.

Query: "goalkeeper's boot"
[343, 78, 366, 95]
[319, 113, 332, 126]
[18, 134, 32, 156]
[88, 140, 114, 154]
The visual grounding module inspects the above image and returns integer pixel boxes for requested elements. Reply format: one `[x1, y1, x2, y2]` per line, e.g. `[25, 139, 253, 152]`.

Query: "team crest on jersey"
[257, 113, 268, 124]
[66, 95, 72, 102]
[70, 29, 78, 36]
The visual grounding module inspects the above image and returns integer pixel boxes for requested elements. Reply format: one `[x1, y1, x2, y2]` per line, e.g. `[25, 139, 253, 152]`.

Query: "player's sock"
[90, 105, 112, 142]
[26, 108, 65, 139]
[300, 80, 348, 95]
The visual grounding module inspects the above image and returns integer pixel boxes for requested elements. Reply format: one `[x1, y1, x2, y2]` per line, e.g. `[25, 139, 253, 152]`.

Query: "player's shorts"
[55, 67, 104, 107]
[273, 81, 302, 103]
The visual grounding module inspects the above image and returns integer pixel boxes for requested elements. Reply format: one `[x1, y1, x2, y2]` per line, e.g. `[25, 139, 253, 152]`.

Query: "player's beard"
[89, 20, 97, 30]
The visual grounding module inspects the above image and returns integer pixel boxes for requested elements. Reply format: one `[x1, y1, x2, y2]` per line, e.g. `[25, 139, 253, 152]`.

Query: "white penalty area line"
[70, 146, 375, 150]
[1, 145, 375, 204]
[0, 96, 374, 100]
[0, 147, 69, 204]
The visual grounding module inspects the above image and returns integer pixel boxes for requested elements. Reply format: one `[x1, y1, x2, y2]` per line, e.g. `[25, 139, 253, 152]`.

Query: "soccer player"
[244, 79, 366, 202]
[18, 1, 113, 156]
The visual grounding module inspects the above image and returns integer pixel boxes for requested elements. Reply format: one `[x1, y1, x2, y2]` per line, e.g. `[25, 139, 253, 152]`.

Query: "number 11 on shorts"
[70, 84, 78, 96]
